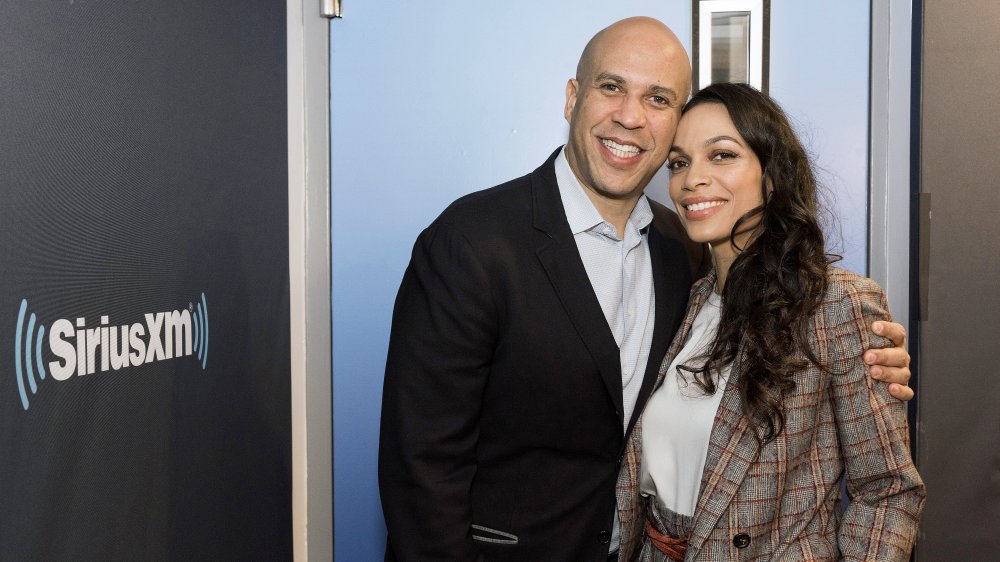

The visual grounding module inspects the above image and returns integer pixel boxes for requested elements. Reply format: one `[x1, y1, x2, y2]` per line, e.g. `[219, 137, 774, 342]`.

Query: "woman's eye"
[667, 160, 688, 171]
[711, 151, 737, 160]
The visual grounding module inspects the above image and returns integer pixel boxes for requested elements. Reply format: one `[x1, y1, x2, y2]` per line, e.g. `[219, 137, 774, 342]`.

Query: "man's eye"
[600, 83, 620, 93]
[651, 96, 668, 105]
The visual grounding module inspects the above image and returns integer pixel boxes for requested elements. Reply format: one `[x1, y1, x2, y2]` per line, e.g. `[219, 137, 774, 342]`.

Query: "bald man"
[379, 17, 912, 562]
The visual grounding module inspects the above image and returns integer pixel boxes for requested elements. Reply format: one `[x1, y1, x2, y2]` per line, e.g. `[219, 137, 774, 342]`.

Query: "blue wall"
[331, 1, 870, 559]
[770, 1, 871, 274]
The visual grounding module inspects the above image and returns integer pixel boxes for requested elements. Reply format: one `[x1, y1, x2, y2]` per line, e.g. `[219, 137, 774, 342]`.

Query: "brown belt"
[645, 519, 688, 561]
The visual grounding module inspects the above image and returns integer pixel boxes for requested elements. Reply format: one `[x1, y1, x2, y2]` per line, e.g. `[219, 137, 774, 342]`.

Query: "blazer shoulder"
[648, 199, 711, 277]
[822, 267, 889, 309]
[648, 199, 682, 237]
[430, 153, 560, 241]
[813, 266, 893, 350]
[438, 174, 531, 223]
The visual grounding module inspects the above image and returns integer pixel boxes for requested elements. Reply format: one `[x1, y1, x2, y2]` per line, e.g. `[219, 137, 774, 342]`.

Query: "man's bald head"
[575, 17, 691, 97]
[561, 17, 692, 221]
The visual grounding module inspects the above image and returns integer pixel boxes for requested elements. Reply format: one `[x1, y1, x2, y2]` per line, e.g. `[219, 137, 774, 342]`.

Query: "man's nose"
[613, 95, 647, 129]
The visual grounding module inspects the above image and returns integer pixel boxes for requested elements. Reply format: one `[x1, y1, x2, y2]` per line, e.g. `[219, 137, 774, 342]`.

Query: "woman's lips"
[680, 199, 726, 220]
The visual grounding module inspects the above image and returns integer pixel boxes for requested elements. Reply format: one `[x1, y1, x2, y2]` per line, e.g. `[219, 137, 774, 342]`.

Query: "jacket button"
[598, 530, 611, 544]
[732, 532, 751, 549]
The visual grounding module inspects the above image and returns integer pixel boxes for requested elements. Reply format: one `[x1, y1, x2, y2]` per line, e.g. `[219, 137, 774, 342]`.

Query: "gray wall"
[917, 0, 1000, 558]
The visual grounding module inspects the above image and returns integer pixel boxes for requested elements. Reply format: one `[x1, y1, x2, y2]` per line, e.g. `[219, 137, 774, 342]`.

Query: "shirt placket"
[619, 227, 642, 386]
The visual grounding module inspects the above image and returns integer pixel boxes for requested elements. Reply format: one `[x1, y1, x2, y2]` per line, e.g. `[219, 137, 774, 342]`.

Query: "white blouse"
[639, 291, 731, 516]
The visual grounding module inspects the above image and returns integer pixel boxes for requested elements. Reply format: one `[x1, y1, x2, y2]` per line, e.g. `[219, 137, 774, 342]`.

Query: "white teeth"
[602, 139, 640, 158]
[686, 201, 725, 211]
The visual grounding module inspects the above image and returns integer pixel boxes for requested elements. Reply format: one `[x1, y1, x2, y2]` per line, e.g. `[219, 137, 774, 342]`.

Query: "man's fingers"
[869, 364, 911, 384]
[864, 346, 910, 369]
[868, 321, 913, 403]
[873, 320, 907, 348]
[888, 382, 915, 402]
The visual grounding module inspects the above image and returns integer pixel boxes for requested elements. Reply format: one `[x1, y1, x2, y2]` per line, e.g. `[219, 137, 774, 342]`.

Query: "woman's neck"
[710, 228, 762, 293]
[710, 248, 735, 294]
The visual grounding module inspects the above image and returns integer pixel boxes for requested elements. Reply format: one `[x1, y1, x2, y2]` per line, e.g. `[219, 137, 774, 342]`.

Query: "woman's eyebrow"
[703, 135, 743, 147]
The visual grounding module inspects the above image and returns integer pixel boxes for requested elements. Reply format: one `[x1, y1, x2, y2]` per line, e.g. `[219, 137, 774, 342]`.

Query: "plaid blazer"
[615, 267, 925, 561]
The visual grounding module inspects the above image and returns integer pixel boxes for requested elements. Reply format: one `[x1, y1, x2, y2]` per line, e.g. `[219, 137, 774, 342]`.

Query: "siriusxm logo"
[13, 293, 210, 411]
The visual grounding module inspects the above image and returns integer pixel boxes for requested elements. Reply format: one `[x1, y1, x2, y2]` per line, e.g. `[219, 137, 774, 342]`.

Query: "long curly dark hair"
[677, 83, 832, 444]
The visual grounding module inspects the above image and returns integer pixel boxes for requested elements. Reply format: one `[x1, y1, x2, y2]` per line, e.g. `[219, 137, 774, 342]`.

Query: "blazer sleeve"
[828, 276, 926, 561]
[379, 221, 497, 561]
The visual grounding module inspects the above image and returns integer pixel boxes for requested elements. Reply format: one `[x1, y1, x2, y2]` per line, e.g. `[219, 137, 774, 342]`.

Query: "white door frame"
[288, 1, 333, 560]
[868, 0, 914, 328]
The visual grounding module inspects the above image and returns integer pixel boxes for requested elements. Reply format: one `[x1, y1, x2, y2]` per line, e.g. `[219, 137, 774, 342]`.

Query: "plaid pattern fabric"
[616, 267, 925, 561]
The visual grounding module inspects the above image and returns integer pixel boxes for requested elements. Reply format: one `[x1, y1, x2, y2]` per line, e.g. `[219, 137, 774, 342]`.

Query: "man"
[379, 17, 912, 562]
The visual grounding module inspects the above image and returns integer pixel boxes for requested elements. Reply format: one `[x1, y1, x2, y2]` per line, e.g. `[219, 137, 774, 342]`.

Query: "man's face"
[563, 26, 690, 206]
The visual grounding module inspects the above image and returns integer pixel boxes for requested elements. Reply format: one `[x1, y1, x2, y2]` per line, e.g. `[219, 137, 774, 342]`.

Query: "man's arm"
[864, 321, 913, 401]
[379, 221, 496, 562]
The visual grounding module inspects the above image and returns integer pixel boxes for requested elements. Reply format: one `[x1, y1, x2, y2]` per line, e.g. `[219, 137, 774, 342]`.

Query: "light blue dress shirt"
[554, 148, 657, 551]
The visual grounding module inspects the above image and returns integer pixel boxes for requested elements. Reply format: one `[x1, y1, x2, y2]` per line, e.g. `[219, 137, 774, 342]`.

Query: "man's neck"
[581, 187, 641, 239]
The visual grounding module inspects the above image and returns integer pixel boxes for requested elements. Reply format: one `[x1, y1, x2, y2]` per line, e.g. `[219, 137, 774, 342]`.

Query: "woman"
[615, 83, 925, 561]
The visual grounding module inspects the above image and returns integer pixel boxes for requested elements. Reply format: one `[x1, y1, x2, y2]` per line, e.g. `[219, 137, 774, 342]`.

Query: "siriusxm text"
[48, 310, 193, 379]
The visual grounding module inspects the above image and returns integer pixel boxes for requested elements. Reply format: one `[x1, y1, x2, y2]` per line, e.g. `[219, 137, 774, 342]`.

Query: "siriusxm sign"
[13, 293, 210, 411]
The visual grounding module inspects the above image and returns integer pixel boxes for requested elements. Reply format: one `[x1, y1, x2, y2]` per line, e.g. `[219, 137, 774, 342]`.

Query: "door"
[915, 0, 1000, 557]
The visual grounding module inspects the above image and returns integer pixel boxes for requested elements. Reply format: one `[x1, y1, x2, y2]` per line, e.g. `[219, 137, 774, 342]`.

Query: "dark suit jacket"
[379, 148, 709, 561]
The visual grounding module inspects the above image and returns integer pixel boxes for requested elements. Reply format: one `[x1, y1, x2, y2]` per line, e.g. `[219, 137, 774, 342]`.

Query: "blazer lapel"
[531, 150, 623, 418]
[625, 267, 759, 557]
[686, 334, 759, 555]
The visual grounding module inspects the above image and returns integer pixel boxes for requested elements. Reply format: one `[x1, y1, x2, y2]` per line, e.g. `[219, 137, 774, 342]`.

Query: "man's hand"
[864, 321, 913, 401]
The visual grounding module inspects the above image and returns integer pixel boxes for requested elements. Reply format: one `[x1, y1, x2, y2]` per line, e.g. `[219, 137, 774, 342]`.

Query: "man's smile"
[600, 137, 643, 160]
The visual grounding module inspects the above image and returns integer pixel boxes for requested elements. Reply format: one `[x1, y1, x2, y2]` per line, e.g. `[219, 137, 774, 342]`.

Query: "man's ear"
[564, 79, 579, 123]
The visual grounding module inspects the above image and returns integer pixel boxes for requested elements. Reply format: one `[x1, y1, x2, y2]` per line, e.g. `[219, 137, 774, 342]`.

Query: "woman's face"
[667, 102, 765, 262]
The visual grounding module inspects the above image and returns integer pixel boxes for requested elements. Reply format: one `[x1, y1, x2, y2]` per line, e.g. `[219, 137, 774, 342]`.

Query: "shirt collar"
[555, 147, 654, 236]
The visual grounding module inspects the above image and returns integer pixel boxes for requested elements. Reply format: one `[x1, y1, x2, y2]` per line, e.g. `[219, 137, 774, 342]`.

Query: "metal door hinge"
[321, 0, 342, 19]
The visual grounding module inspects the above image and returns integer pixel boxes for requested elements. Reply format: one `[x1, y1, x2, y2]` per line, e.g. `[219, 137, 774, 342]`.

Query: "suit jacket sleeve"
[379, 220, 496, 561]
[830, 277, 926, 561]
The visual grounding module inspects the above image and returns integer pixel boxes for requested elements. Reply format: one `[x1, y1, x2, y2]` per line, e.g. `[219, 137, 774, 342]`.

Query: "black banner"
[0, 1, 291, 559]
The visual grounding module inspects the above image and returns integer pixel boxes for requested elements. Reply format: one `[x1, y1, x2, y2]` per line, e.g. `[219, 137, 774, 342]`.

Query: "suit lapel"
[531, 150, 623, 418]
[623, 225, 689, 438]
